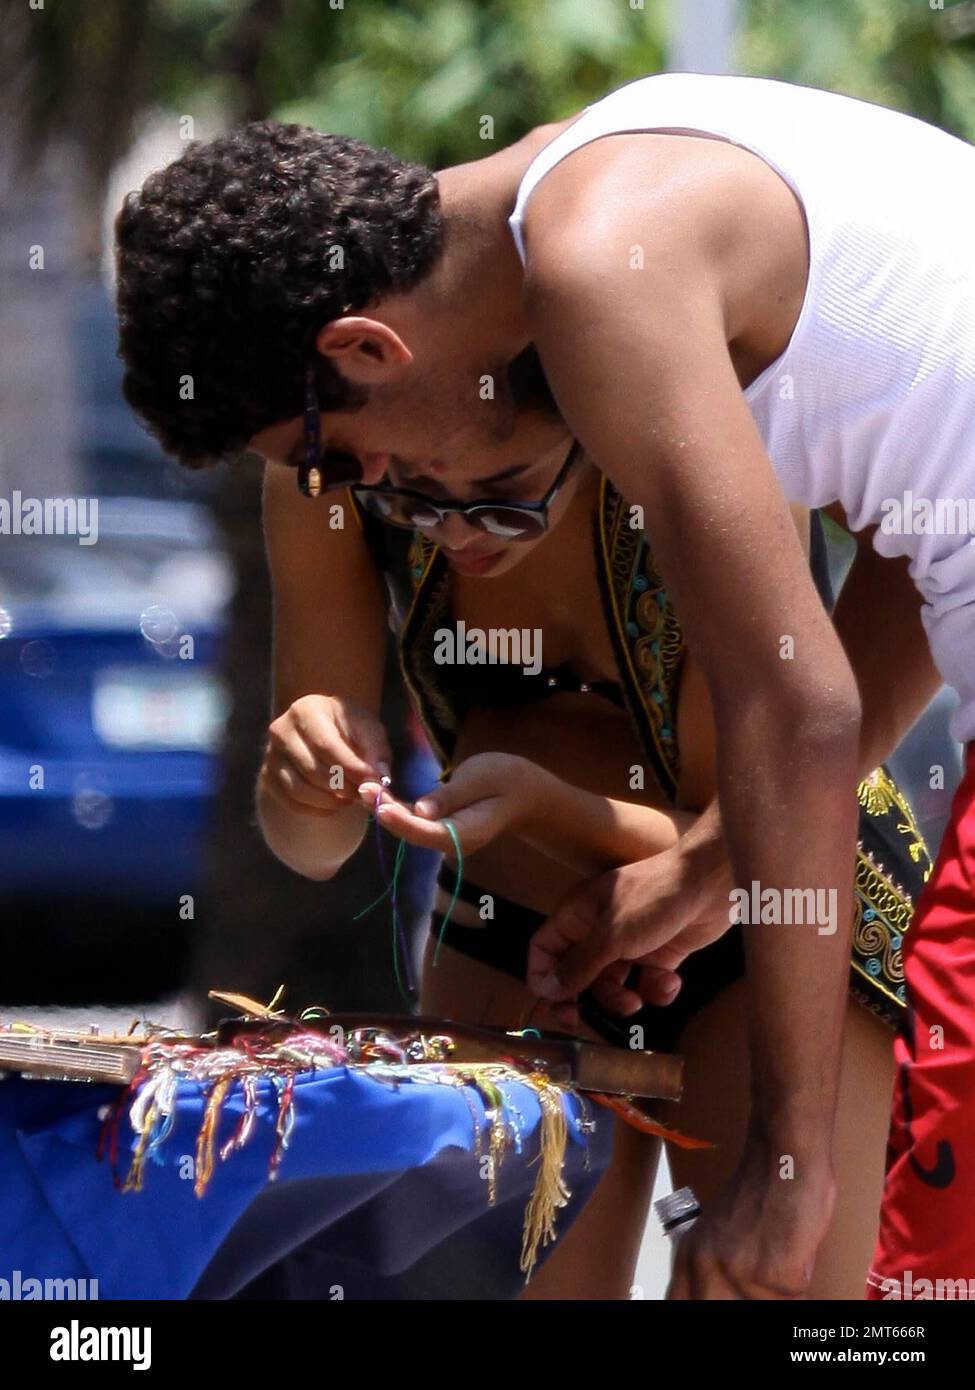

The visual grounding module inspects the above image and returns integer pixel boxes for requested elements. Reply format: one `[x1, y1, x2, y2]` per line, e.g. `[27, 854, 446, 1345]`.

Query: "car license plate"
[92, 667, 228, 751]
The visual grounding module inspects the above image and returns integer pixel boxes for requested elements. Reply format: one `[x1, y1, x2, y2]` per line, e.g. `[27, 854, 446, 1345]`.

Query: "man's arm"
[822, 505, 942, 773]
[674, 514, 940, 881]
[523, 194, 860, 1297]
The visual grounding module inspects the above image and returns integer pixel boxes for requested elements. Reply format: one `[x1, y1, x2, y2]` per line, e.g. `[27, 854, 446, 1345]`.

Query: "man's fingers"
[635, 964, 684, 1007]
[583, 954, 683, 1015]
[633, 939, 691, 975]
[527, 876, 616, 1000]
[589, 975, 645, 1018]
[666, 1236, 741, 1301]
[549, 1001, 582, 1031]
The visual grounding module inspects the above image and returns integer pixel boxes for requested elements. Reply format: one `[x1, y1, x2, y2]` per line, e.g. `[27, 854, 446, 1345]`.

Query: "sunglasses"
[352, 438, 582, 540]
[297, 361, 363, 496]
[300, 359, 582, 541]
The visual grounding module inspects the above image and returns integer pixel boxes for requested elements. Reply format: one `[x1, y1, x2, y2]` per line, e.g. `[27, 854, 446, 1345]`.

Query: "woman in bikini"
[257, 429, 929, 1300]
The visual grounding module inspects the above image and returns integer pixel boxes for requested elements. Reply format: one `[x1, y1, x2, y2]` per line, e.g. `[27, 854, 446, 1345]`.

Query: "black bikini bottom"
[429, 865, 747, 1053]
[429, 863, 902, 1053]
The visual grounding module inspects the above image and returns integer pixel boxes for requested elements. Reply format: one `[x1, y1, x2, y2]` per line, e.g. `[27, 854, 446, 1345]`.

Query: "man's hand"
[527, 816, 733, 1025]
[668, 1140, 836, 1300]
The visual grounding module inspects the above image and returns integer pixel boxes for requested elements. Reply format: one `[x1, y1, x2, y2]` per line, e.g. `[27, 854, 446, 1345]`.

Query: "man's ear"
[316, 317, 412, 384]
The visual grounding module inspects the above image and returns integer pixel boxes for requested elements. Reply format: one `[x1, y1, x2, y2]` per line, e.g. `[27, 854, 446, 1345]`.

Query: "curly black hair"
[115, 121, 444, 467]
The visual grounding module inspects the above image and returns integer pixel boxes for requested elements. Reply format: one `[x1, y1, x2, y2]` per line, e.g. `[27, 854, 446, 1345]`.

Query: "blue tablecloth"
[0, 1067, 613, 1300]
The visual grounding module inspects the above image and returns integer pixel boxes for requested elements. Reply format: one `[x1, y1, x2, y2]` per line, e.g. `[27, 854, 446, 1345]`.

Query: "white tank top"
[508, 73, 975, 744]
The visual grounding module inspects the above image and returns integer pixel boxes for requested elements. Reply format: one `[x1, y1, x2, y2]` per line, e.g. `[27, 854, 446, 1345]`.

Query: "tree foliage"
[740, 0, 975, 141]
[13, 0, 975, 207]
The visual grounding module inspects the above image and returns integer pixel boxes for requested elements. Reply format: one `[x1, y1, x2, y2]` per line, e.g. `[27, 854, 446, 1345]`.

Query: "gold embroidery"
[857, 768, 896, 818]
[398, 535, 454, 766]
[857, 766, 931, 870]
[635, 589, 665, 639]
[854, 850, 915, 936]
[850, 846, 913, 1010]
[597, 478, 683, 800]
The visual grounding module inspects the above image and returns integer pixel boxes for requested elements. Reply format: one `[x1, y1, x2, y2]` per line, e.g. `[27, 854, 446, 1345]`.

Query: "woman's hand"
[259, 693, 392, 819]
[358, 752, 541, 857]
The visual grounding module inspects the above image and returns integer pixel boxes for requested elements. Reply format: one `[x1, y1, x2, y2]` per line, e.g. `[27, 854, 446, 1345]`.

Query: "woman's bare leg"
[420, 934, 660, 1299]
[520, 1122, 660, 1301]
[668, 977, 896, 1299]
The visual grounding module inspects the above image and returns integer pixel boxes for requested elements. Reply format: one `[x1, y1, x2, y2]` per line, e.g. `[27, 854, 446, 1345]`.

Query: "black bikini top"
[439, 658, 625, 714]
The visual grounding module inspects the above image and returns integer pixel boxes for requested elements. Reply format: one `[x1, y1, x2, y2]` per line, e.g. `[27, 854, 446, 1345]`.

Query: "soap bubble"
[72, 785, 113, 831]
[139, 605, 178, 645]
[20, 639, 56, 678]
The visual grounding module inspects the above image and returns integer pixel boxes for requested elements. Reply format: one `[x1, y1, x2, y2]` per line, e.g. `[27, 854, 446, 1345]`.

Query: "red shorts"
[868, 743, 975, 1299]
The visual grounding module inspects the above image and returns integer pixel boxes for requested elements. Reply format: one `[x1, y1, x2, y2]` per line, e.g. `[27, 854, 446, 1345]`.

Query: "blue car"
[0, 498, 230, 908]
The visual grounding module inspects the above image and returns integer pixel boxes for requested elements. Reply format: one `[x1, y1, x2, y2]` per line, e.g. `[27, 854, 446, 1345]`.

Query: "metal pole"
[668, 0, 740, 74]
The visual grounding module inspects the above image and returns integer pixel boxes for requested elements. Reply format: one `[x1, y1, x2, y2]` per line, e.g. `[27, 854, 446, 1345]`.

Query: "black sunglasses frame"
[298, 361, 364, 496]
[352, 437, 583, 539]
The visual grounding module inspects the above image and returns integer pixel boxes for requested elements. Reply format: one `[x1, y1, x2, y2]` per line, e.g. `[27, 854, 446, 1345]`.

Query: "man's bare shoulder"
[519, 129, 799, 293]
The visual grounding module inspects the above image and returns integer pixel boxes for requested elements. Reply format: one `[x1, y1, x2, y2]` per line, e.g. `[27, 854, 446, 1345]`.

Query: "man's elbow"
[722, 667, 861, 761]
[795, 691, 862, 762]
[770, 679, 862, 764]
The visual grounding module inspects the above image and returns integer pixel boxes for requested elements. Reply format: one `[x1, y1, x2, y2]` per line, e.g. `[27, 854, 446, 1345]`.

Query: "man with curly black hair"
[116, 124, 446, 465]
[116, 73, 975, 1303]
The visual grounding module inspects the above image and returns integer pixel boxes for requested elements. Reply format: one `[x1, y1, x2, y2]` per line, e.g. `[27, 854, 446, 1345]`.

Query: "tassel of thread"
[268, 1072, 296, 1180]
[519, 1079, 571, 1282]
[122, 1101, 158, 1193]
[195, 1077, 232, 1197]
[99, 1070, 145, 1190]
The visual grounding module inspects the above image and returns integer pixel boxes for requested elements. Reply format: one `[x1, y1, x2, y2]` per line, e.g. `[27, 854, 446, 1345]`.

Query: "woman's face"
[391, 436, 596, 580]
